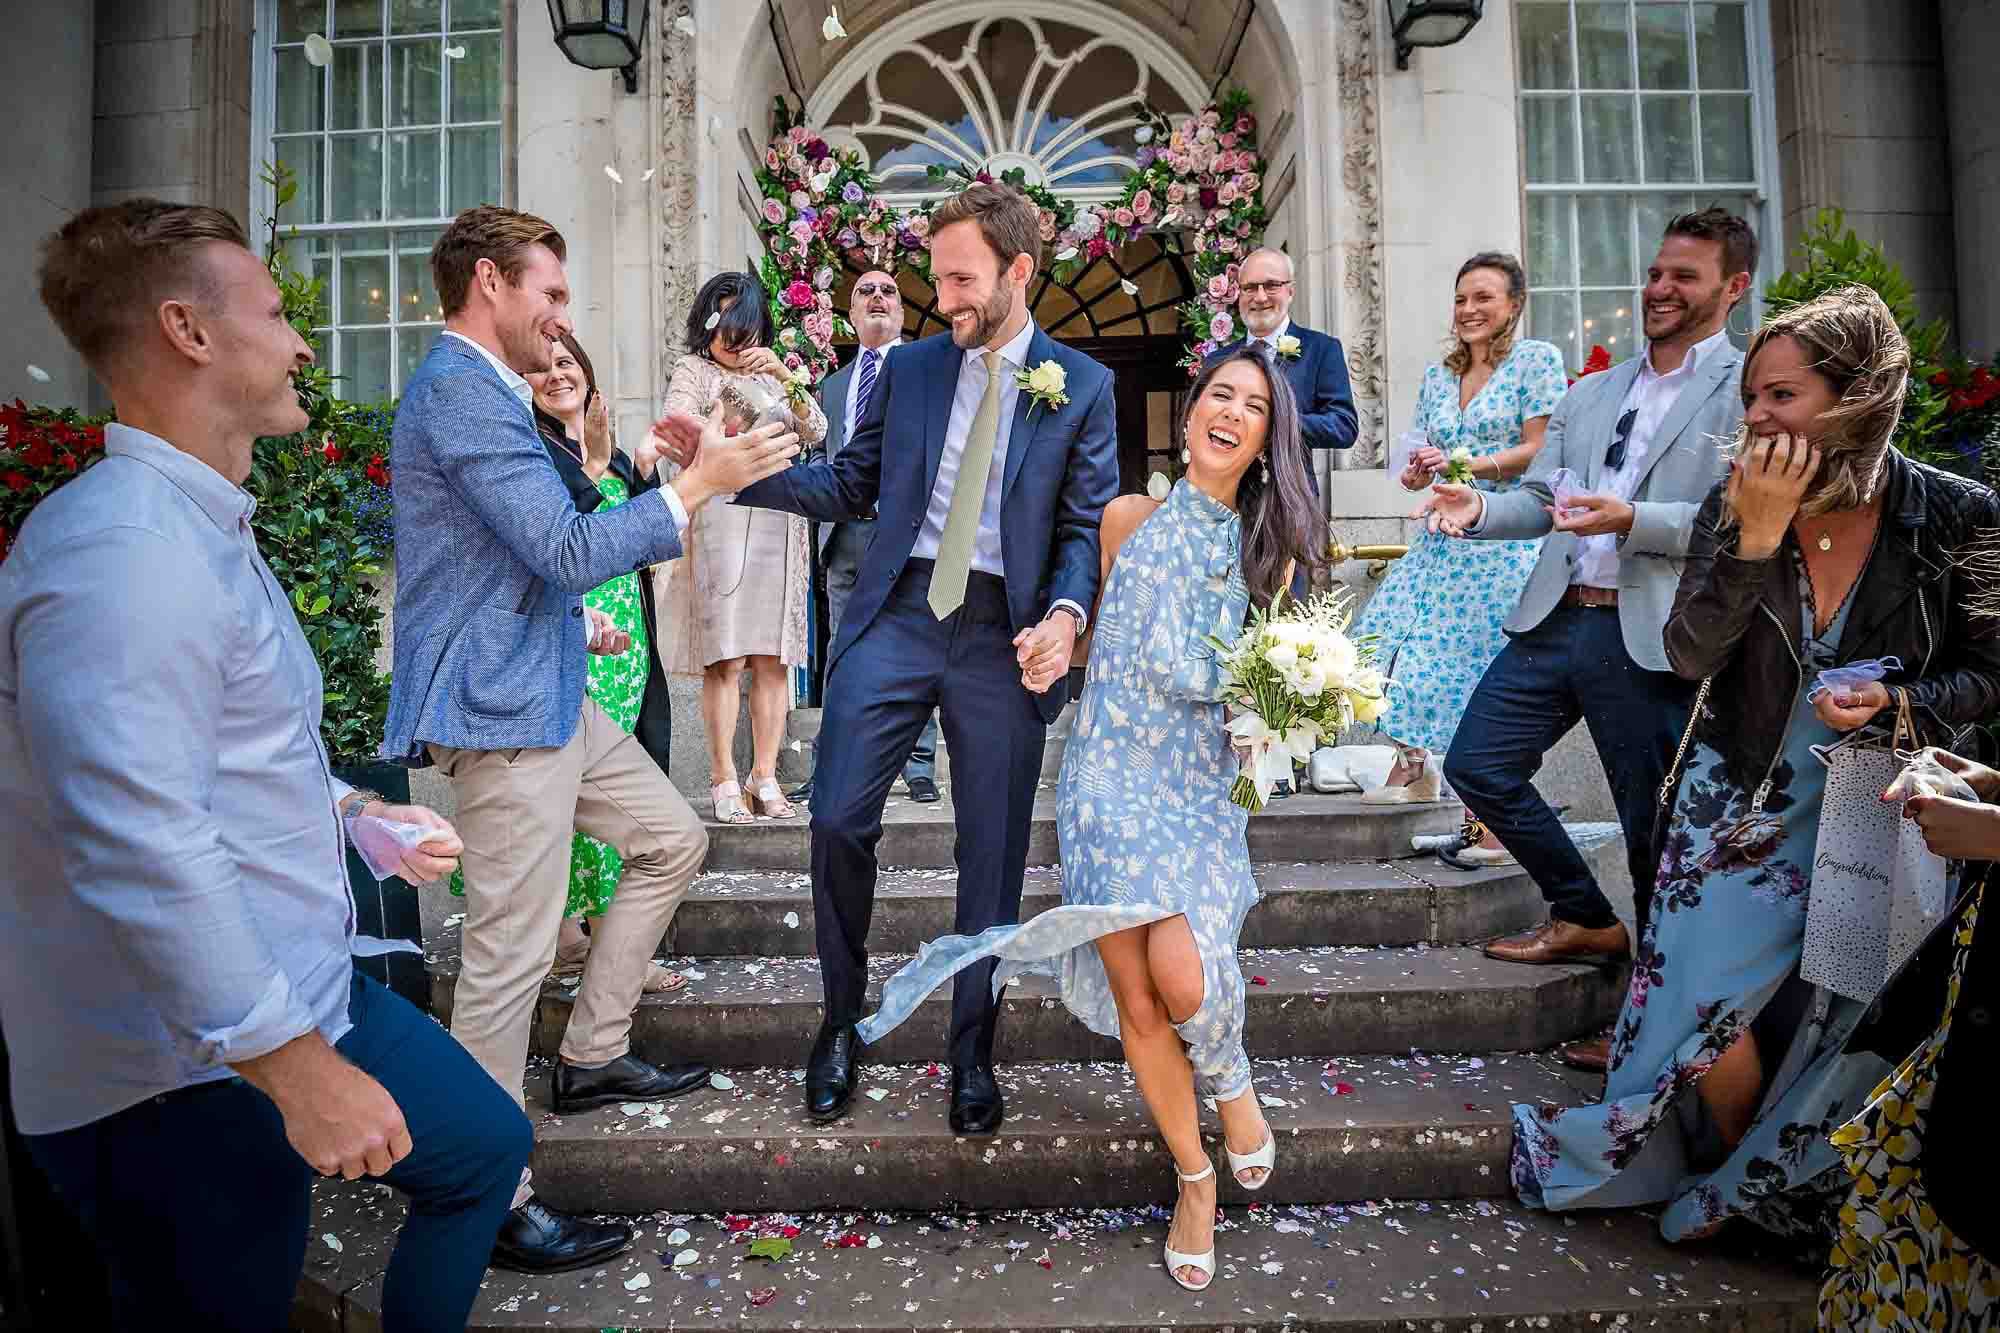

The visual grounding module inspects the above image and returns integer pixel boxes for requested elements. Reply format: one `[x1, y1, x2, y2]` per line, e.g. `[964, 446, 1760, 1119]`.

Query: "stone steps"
[698, 791, 1464, 869]
[520, 1054, 1591, 1216]
[300, 1183, 1820, 1332]
[427, 940, 1627, 1068]
[664, 826, 1621, 956]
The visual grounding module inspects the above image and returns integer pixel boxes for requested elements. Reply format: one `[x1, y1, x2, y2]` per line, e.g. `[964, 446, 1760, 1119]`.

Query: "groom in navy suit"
[1213, 247, 1357, 460]
[732, 183, 1119, 1132]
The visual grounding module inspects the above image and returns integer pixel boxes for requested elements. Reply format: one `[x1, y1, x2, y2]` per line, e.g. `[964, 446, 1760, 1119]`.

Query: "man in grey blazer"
[794, 270, 940, 804]
[1423, 209, 1757, 1000]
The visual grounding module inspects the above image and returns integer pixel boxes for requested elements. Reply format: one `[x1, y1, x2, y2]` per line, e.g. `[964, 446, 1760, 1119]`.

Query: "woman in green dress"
[448, 333, 686, 993]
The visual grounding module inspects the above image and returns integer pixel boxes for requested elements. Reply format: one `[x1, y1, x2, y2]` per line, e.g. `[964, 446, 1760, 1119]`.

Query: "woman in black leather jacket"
[1509, 285, 2000, 1262]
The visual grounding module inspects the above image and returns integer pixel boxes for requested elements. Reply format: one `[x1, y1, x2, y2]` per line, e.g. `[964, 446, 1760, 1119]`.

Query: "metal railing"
[1327, 539, 1409, 579]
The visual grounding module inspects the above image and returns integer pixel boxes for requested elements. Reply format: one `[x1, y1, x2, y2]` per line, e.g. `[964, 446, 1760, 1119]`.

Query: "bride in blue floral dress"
[859, 347, 1329, 1292]
[1352, 255, 1566, 841]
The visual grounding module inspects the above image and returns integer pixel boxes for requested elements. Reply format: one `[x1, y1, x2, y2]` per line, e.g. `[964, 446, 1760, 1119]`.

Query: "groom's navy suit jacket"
[735, 325, 1119, 724]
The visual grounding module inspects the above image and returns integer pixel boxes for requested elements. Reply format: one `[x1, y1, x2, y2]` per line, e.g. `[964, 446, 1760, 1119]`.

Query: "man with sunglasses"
[792, 271, 942, 806]
[1419, 210, 1755, 1070]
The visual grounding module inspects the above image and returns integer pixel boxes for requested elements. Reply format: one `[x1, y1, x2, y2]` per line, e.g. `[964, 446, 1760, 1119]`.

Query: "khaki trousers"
[430, 698, 708, 1204]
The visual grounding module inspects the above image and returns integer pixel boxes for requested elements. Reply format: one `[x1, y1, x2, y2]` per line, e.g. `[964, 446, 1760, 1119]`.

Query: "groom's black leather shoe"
[805, 1021, 860, 1123]
[490, 1200, 634, 1273]
[949, 1064, 1005, 1135]
[552, 1053, 710, 1114]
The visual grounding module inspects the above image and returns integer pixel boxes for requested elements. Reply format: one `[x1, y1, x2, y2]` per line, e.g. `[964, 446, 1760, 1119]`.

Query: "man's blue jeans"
[1443, 606, 1696, 935]
[24, 972, 530, 1332]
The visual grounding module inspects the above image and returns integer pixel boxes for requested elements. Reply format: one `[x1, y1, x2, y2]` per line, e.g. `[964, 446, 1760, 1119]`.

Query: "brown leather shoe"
[1556, 1035, 1611, 1073]
[1483, 919, 1630, 965]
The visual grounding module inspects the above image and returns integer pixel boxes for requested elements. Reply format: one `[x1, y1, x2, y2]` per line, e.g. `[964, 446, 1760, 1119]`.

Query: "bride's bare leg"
[1096, 925, 1213, 1288]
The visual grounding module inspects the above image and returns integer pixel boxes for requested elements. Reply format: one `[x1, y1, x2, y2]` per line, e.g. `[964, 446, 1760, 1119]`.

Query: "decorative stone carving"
[656, 2, 701, 378]
[1335, 0, 1387, 466]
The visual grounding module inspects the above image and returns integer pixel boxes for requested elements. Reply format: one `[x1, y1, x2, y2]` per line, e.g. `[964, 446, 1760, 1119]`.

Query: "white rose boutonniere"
[1274, 334, 1302, 360]
[1016, 358, 1070, 421]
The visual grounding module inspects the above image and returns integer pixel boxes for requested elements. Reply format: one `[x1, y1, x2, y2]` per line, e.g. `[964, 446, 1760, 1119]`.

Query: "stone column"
[0, 2, 93, 408]
[1941, 0, 2000, 355]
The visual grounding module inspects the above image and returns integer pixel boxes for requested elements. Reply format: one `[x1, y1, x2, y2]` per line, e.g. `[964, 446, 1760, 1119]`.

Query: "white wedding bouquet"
[1210, 590, 1390, 812]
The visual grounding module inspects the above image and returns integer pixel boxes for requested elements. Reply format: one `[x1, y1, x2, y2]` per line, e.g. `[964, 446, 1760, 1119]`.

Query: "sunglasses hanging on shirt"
[1605, 407, 1638, 472]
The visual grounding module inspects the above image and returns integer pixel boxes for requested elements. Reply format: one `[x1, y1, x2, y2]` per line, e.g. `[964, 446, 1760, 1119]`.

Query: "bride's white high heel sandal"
[1226, 1129, 1277, 1192]
[1164, 1159, 1217, 1291]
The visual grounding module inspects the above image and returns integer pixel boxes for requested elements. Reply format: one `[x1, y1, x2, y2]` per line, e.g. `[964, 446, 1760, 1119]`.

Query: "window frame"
[250, 0, 513, 402]
[1515, 0, 1783, 367]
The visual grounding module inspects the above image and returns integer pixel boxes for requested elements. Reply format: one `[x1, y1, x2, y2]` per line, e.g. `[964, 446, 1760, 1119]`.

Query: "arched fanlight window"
[807, 1, 1207, 208]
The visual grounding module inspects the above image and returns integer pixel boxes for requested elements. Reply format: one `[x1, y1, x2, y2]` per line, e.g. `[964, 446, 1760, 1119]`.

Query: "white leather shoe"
[1226, 1129, 1276, 1191]
[1164, 1159, 1217, 1291]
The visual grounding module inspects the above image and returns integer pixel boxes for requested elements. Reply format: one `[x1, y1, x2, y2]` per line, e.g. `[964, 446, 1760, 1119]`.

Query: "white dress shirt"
[1247, 317, 1292, 352]
[1573, 327, 1733, 589]
[441, 329, 687, 534]
[911, 321, 1087, 628]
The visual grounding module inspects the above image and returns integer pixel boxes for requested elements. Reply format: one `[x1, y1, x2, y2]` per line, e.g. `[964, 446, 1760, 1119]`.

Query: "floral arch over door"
[806, 2, 1208, 208]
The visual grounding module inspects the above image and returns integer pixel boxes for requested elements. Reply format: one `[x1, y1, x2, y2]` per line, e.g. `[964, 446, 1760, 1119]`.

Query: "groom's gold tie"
[928, 349, 1003, 620]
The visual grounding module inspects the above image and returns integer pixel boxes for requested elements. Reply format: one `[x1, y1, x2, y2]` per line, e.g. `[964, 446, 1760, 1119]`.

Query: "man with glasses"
[791, 271, 942, 806]
[1419, 210, 1755, 1070]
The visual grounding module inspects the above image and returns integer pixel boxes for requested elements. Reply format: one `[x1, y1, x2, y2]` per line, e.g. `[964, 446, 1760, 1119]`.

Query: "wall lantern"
[1384, 0, 1484, 70]
[547, 0, 650, 92]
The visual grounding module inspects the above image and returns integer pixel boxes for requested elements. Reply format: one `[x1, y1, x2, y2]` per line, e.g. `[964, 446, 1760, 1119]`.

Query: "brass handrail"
[1327, 539, 1410, 580]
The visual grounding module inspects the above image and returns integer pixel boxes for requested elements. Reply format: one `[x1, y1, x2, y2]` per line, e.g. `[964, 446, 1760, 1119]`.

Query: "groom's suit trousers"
[811, 560, 1047, 1068]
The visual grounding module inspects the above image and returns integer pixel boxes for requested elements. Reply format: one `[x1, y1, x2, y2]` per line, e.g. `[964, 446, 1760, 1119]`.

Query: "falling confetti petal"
[674, 14, 696, 36]
[1054, 247, 1079, 262]
[865, 1235, 883, 1249]
[619, 1102, 650, 1116]
[667, 1227, 691, 1247]
[1134, 125, 1154, 144]
[1119, 279, 1139, 296]
[822, 5, 849, 41]
[1250, 975, 1268, 986]
[1146, 472, 1170, 501]
[604, 165, 625, 185]
[709, 1073, 735, 1090]
[704, 311, 722, 331]
[303, 33, 332, 66]
[443, 44, 465, 59]
[624, 1271, 651, 1291]
[673, 1248, 699, 1267]
[321, 1233, 343, 1253]
[865, 1087, 888, 1101]
[641, 167, 656, 181]
[783, 911, 801, 928]
[25, 364, 50, 383]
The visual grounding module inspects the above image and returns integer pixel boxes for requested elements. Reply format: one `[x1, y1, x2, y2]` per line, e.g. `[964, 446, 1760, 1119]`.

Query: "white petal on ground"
[303, 33, 333, 66]
[709, 1073, 735, 1090]
[624, 1272, 651, 1291]
[604, 165, 625, 185]
[667, 1227, 691, 1246]
[782, 911, 800, 929]
[865, 1088, 888, 1101]
[1120, 279, 1139, 296]
[673, 1248, 699, 1267]
[321, 1233, 343, 1252]
[25, 364, 50, 383]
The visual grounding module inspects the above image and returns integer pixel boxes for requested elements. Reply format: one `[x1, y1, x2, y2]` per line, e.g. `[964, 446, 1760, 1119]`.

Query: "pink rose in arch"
[1201, 108, 1221, 128]
[1217, 182, 1239, 206]
[1166, 182, 1187, 204]
[784, 280, 815, 309]
[1112, 207, 1135, 228]
[787, 126, 810, 146]
[1235, 218, 1252, 236]
[1132, 189, 1154, 218]
[788, 220, 814, 249]
[908, 212, 931, 237]
[784, 351, 805, 371]
[764, 148, 781, 171]
[815, 290, 833, 311]
[1240, 172, 1261, 195]
[1208, 311, 1234, 342]
[1219, 132, 1238, 150]
[1235, 114, 1255, 135]
[1207, 274, 1232, 302]
[761, 198, 786, 226]
[789, 189, 810, 210]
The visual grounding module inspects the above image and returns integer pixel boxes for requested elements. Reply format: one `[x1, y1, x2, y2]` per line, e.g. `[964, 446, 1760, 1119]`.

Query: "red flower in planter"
[19, 439, 53, 469]
[321, 438, 342, 463]
[3, 472, 30, 493]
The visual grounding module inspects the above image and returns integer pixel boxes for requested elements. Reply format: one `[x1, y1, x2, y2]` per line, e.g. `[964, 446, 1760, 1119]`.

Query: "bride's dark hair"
[1187, 344, 1329, 610]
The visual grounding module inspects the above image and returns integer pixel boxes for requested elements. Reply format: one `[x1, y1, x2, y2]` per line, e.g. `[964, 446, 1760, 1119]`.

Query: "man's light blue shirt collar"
[104, 422, 255, 530]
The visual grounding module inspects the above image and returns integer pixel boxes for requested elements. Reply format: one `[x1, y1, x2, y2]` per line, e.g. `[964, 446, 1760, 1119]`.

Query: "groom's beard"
[945, 282, 1013, 350]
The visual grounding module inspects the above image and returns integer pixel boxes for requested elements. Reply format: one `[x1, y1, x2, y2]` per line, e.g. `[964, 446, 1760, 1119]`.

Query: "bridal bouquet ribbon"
[1210, 590, 1390, 812]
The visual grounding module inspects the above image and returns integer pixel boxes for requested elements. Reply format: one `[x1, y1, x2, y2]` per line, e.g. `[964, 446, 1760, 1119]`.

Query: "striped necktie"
[854, 347, 881, 425]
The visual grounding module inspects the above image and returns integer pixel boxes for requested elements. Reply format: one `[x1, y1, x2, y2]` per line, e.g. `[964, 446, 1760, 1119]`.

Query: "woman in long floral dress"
[857, 347, 1328, 1291]
[1352, 253, 1565, 863]
[1511, 286, 2000, 1247]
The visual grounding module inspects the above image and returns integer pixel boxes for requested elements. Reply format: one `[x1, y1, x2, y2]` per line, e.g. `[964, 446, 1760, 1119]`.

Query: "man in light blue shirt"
[0, 199, 529, 1330]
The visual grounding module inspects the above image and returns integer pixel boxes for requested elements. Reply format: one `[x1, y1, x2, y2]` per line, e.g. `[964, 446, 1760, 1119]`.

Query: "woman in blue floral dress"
[859, 347, 1329, 1293]
[1353, 255, 1566, 859]
[1511, 286, 2000, 1249]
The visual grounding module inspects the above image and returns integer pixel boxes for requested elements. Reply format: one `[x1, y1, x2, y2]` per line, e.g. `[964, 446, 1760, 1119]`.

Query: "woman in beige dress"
[656, 273, 827, 823]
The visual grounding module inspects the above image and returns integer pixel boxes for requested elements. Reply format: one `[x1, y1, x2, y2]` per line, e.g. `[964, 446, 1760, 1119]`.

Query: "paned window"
[1517, 0, 1769, 368]
[261, 0, 506, 401]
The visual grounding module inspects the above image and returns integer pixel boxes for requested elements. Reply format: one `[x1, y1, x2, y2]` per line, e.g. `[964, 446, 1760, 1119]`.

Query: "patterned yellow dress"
[1820, 886, 2000, 1329]
[445, 472, 650, 918]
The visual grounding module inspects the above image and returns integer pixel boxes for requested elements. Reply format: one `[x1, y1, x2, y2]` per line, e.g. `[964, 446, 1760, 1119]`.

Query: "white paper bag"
[1802, 702, 1951, 1002]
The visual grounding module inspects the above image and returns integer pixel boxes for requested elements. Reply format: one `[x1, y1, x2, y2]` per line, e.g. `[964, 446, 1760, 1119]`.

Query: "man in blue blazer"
[1217, 247, 1358, 460]
[730, 184, 1120, 1132]
[382, 207, 799, 1271]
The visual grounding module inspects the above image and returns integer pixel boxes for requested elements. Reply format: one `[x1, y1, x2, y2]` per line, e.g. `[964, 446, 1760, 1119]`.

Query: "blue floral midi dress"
[858, 479, 1259, 1100]
[1511, 554, 1901, 1247]
[1352, 340, 1568, 755]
